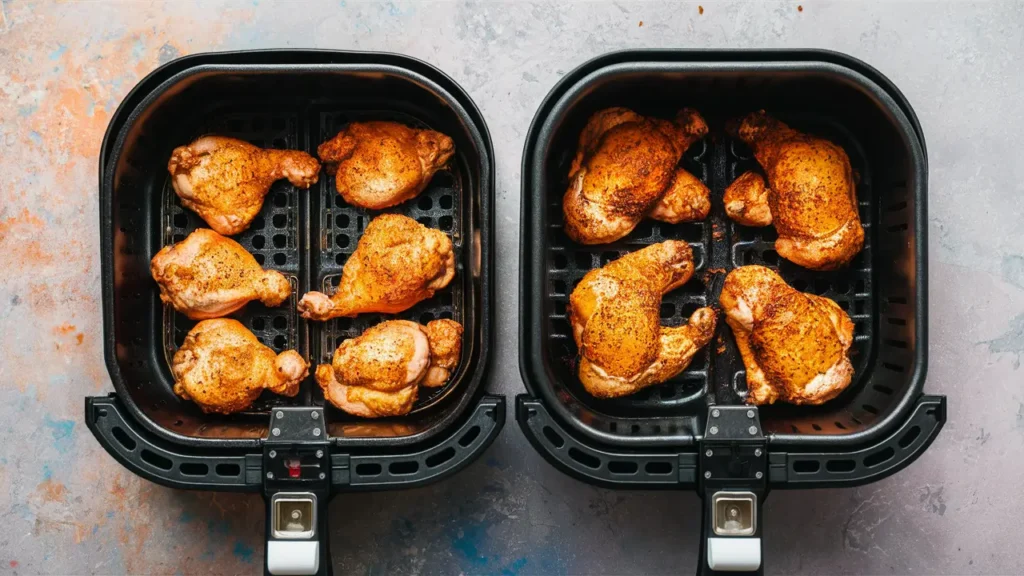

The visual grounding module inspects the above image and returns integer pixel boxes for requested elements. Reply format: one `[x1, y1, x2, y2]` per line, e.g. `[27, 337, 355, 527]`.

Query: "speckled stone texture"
[0, 1, 1021, 574]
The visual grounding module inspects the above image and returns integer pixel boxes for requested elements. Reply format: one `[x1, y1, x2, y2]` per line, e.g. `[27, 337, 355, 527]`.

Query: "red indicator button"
[286, 458, 301, 478]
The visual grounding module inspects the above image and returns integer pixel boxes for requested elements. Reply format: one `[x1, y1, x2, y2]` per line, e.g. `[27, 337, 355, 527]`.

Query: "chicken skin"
[725, 111, 864, 270]
[564, 107, 710, 245]
[152, 228, 291, 320]
[569, 240, 717, 398]
[298, 214, 455, 320]
[318, 121, 455, 210]
[172, 319, 308, 414]
[315, 319, 463, 418]
[168, 136, 320, 235]
[720, 265, 855, 405]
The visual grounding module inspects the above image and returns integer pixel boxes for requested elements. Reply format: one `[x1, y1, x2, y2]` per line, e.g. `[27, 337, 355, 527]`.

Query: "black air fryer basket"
[517, 50, 945, 574]
[87, 50, 502, 575]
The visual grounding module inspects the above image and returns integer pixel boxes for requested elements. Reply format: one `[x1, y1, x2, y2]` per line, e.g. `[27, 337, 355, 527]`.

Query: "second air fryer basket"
[520, 52, 928, 449]
[104, 60, 492, 448]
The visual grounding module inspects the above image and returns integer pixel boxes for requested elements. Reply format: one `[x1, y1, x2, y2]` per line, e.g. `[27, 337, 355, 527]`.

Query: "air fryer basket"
[516, 50, 945, 574]
[87, 50, 502, 576]
[100, 57, 494, 448]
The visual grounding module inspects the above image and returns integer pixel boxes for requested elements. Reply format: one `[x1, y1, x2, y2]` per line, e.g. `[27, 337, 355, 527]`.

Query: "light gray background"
[0, 1, 1020, 574]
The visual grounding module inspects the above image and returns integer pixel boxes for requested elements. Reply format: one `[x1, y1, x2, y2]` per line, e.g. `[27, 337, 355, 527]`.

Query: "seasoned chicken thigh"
[151, 228, 291, 320]
[168, 136, 320, 235]
[564, 107, 710, 244]
[569, 240, 717, 398]
[720, 265, 855, 405]
[172, 319, 308, 414]
[318, 121, 455, 210]
[725, 111, 864, 270]
[315, 319, 463, 418]
[298, 214, 455, 320]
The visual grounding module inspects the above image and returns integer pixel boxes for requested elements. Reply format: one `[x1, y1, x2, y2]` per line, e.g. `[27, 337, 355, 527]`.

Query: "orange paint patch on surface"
[0, 209, 55, 270]
[54, 323, 77, 335]
[37, 479, 68, 503]
[638, 20, 643, 27]
[32, 516, 90, 544]
[0, 208, 45, 233]
[699, 5, 704, 14]
[76, 333, 85, 345]
[798, 5, 804, 11]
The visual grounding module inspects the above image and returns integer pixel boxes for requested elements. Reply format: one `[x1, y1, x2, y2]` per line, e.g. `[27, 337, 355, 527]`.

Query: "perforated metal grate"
[725, 124, 874, 403]
[314, 110, 464, 412]
[159, 108, 467, 416]
[546, 140, 712, 412]
[544, 118, 877, 426]
[161, 113, 305, 412]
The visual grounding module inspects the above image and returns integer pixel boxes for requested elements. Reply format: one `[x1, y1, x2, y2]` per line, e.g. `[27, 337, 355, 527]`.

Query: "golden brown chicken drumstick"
[152, 228, 291, 320]
[564, 107, 710, 245]
[569, 240, 717, 398]
[168, 136, 320, 235]
[298, 214, 455, 320]
[318, 121, 455, 210]
[720, 265, 854, 405]
[315, 319, 463, 418]
[172, 319, 308, 414]
[725, 111, 864, 270]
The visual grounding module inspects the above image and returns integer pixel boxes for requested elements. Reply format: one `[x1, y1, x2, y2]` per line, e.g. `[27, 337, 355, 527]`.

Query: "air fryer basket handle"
[337, 395, 506, 490]
[85, 395, 261, 491]
[264, 491, 332, 576]
[698, 491, 764, 575]
[516, 395, 699, 488]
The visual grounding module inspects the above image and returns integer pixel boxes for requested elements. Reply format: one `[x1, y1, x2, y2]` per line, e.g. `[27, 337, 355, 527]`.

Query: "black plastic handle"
[87, 394, 506, 492]
[516, 395, 698, 488]
[517, 394, 945, 491]
[334, 395, 506, 491]
[768, 395, 946, 489]
[85, 395, 261, 491]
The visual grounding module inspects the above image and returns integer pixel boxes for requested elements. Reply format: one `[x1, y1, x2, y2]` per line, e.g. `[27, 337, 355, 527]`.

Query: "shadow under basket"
[88, 50, 503, 576]
[516, 50, 945, 575]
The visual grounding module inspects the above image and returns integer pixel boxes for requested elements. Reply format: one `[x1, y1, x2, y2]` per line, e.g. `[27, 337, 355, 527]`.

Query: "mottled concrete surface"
[0, 1, 1021, 574]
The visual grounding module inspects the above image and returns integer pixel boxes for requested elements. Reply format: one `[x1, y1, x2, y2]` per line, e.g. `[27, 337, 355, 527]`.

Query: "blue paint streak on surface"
[131, 38, 145, 61]
[106, 511, 116, 519]
[42, 415, 75, 454]
[450, 521, 491, 567]
[49, 44, 67, 60]
[179, 511, 196, 524]
[208, 519, 232, 535]
[12, 503, 34, 521]
[454, 522, 489, 561]
[501, 557, 528, 573]
[18, 104, 38, 117]
[501, 557, 528, 575]
[233, 541, 255, 563]
[42, 463, 52, 480]
[28, 131, 43, 145]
